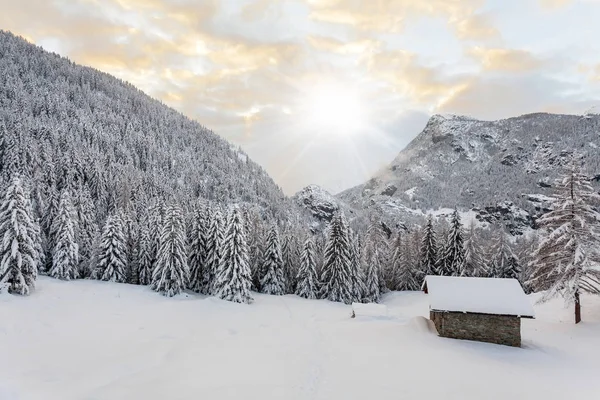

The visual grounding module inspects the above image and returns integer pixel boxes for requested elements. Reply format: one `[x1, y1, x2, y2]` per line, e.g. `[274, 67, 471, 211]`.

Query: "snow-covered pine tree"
[259, 224, 286, 295]
[396, 232, 421, 291]
[41, 183, 59, 272]
[387, 233, 403, 290]
[119, 209, 138, 283]
[73, 185, 97, 278]
[202, 205, 224, 295]
[245, 208, 265, 291]
[0, 177, 40, 295]
[296, 236, 319, 299]
[362, 242, 381, 303]
[282, 234, 301, 294]
[320, 212, 354, 304]
[438, 210, 466, 276]
[366, 220, 389, 293]
[151, 204, 189, 297]
[528, 163, 600, 323]
[188, 203, 209, 292]
[350, 232, 366, 302]
[213, 207, 253, 303]
[93, 213, 128, 283]
[137, 222, 153, 285]
[49, 190, 79, 280]
[419, 216, 438, 276]
[463, 221, 486, 277]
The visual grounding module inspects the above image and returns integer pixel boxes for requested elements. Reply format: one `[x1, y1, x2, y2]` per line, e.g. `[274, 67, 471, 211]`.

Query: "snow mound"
[409, 316, 436, 334]
[351, 303, 388, 318]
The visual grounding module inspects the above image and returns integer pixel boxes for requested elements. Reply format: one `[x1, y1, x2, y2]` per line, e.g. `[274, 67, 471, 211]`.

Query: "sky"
[2, 0, 600, 195]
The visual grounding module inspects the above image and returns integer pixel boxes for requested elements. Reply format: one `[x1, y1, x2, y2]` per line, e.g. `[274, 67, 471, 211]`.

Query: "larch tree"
[49, 190, 79, 280]
[151, 204, 189, 297]
[260, 224, 286, 295]
[0, 177, 41, 295]
[320, 212, 354, 304]
[438, 210, 466, 276]
[490, 227, 521, 279]
[295, 236, 319, 299]
[93, 213, 128, 283]
[202, 205, 224, 295]
[528, 164, 600, 323]
[420, 216, 438, 276]
[213, 207, 253, 304]
[464, 221, 486, 277]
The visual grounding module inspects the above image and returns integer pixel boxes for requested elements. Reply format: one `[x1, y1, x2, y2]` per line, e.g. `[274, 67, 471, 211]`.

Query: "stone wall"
[430, 311, 521, 347]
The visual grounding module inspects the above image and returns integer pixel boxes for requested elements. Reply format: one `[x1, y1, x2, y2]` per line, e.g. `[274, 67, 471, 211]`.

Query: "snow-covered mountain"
[0, 31, 296, 223]
[334, 113, 600, 233]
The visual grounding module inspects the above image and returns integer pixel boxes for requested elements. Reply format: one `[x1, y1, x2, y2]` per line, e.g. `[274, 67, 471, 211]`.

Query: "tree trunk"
[575, 290, 581, 324]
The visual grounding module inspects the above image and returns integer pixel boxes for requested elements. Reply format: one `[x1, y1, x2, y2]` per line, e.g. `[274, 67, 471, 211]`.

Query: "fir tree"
[0, 177, 40, 295]
[438, 210, 466, 276]
[188, 203, 209, 292]
[93, 213, 128, 283]
[49, 191, 79, 280]
[151, 204, 189, 297]
[463, 221, 486, 277]
[260, 224, 286, 295]
[213, 207, 253, 303]
[202, 205, 224, 295]
[282, 234, 301, 294]
[387, 233, 403, 290]
[296, 236, 319, 299]
[366, 220, 389, 293]
[420, 216, 438, 276]
[528, 164, 600, 323]
[320, 212, 354, 304]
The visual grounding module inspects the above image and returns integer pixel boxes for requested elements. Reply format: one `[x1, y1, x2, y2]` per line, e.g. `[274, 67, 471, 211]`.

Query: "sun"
[300, 83, 366, 135]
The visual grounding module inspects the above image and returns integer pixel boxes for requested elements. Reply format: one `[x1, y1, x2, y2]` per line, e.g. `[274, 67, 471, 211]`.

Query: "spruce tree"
[463, 221, 486, 277]
[260, 224, 286, 295]
[438, 210, 466, 276]
[366, 220, 389, 293]
[362, 243, 381, 303]
[137, 223, 153, 285]
[296, 236, 319, 299]
[49, 190, 79, 280]
[151, 204, 189, 297]
[213, 207, 253, 304]
[420, 216, 438, 276]
[350, 232, 366, 302]
[202, 205, 224, 295]
[0, 177, 40, 295]
[320, 212, 354, 304]
[282, 234, 301, 294]
[188, 203, 209, 292]
[73, 186, 97, 278]
[387, 233, 403, 290]
[528, 163, 600, 323]
[93, 213, 128, 283]
[397, 232, 421, 291]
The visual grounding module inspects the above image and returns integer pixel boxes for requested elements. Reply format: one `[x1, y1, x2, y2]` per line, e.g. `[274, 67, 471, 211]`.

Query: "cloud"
[538, 0, 571, 9]
[468, 47, 544, 72]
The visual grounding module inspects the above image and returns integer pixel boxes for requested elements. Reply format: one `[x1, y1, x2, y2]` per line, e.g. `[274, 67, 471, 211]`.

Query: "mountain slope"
[337, 113, 600, 233]
[0, 30, 293, 223]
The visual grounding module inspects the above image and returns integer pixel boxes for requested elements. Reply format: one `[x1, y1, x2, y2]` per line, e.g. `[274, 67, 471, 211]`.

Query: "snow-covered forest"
[1, 31, 599, 323]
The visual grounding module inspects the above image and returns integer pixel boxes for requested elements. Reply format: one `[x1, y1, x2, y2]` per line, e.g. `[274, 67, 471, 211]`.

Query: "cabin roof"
[422, 276, 535, 318]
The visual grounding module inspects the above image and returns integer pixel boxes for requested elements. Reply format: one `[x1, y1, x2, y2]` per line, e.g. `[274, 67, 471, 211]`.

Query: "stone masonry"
[430, 311, 522, 347]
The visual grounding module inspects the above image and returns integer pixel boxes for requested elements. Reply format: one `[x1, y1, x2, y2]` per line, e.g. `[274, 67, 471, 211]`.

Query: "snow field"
[1, 277, 599, 400]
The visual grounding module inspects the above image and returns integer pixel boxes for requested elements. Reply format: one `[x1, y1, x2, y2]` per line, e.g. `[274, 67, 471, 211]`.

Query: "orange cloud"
[468, 47, 543, 72]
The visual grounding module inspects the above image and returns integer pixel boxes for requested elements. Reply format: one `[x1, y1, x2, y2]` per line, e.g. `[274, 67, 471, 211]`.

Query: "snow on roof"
[423, 276, 535, 318]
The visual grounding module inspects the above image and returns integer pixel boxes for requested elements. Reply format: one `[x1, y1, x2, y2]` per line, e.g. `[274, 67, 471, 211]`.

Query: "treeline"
[0, 173, 534, 305]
